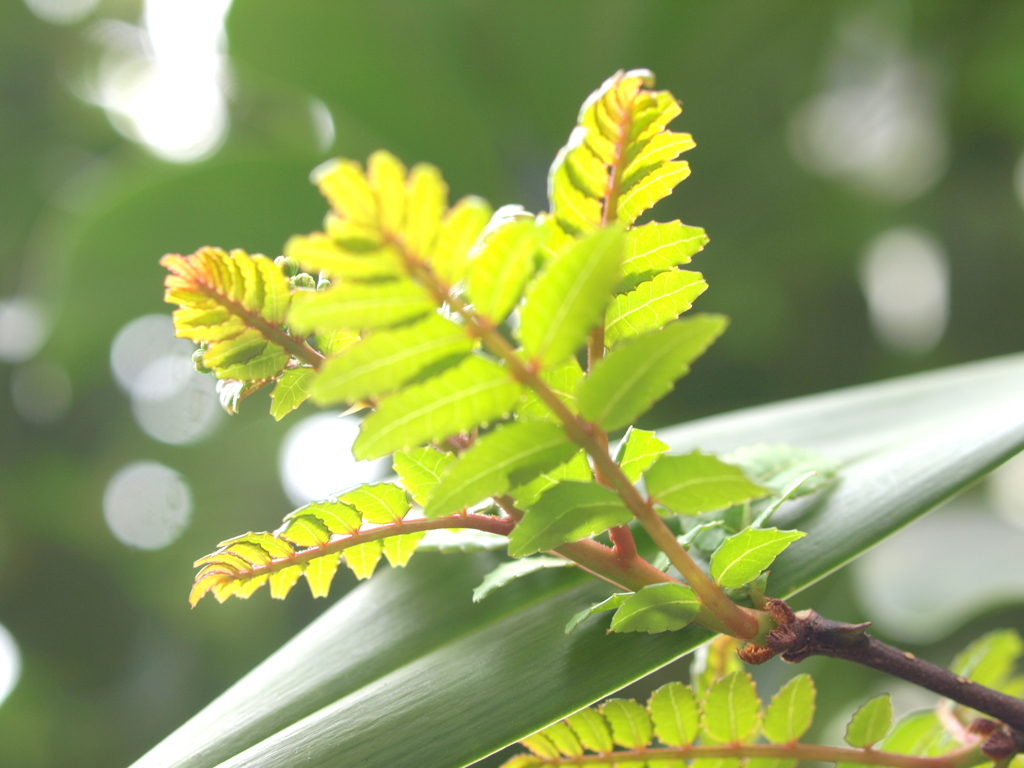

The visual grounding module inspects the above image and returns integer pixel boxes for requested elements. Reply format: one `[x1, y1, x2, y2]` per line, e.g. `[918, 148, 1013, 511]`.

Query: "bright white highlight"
[309, 98, 336, 153]
[92, 0, 234, 162]
[0, 623, 21, 710]
[103, 461, 192, 550]
[987, 451, 1024, 531]
[279, 413, 390, 506]
[859, 227, 949, 355]
[789, 14, 947, 202]
[0, 296, 47, 364]
[110, 314, 221, 445]
[23, 0, 99, 25]
[11, 360, 72, 425]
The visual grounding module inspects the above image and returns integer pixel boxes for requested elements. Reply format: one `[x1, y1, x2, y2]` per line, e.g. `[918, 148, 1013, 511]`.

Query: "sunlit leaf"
[382, 532, 425, 569]
[605, 270, 706, 346]
[343, 541, 383, 580]
[354, 355, 522, 460]
[710, 528, 806, 589]
[431, 195, 492, 287]
[337, 483, 410, 524]
[286, 499, 361, 536]
[615, 427, 669, 483]
[762, 674, 815, 744]
[518, 358, 584, 422]
[288, 279, 434, 334]
[284, 232, 401, 280]
[304, 551, 342, 598]
[601, 699, 652, 750]
[620, 221, 708, 291]
[537, 721, 582, 758]
[617, 161, 691, 227]
[645, 451, 769, 516]
[609, 583, 699, 634]
[472, 556, 572, 602]
[518, 227, 624, 368]
[393, 447, 456, 506]
[508, 481, 632, 557]
[511, 450, 593, 509]
[311, 314, 474, 405]
[467, 219, 540, 324]
[577, 315, 727, 431]
[566, 708, 614, 754]
[270, 367, 315, 420]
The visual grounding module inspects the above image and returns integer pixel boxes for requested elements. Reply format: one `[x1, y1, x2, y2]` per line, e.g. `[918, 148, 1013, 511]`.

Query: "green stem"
[519, 742, 986, 768]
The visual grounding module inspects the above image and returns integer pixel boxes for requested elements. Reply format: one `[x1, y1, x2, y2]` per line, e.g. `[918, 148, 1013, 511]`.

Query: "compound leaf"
[645, 451, 769, 516]
[845, 695, 892, 748]
[702, 671, 761, 744]
[609, 583, 699, 634]
[311, 314, 474, 405]
[393, 447, 456, 506]
[288, 279, 434, 335]
[615, 427, 670, 483]
[601, 699, 652, 750]
[518, 227, 624, 368]
[270, 367, 315, 421]
[472, 556, 573, 602]
[566, 708, 614, 754]
[425, 421, 577, 518]
[710, 528, 806, 589]
[508, 481, 633, 557]
[620, 220, 708, 291]
[511, 451, 593, 510]
[467, 219, 540, 324]
[354, 355, 522, 460]
[763, 674, 815, 744]
[577, 315, 727, 431]
[649, 682, 700, 747]
[605, 269, 706, 346]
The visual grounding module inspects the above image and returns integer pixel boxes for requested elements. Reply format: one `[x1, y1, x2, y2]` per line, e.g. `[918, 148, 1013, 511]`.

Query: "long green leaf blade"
[577, 315, 727, 431]
[472, 556, 572, 602]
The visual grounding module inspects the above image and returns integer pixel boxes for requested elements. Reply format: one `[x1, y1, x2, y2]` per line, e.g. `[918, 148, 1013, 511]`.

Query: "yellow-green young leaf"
[208, 336, 290, 381]
[950, 629, 1024, 689]
[577, 315, 727, 431]
[726, 444, 840, 499]
[566, 708, 613, 754]
[337, 483, 410, 524]
[564, 593, 630, 635]
[507, 481, 633, 557]
[877, 710, 955, 757]
[763, 674, 816, 744]
[646, 451, 769, 516]
[620, 220, 708, 291]
[467, 219, 540, 324]
[601, 699, 653, 750]
[288, 279, 434, 335]
[367, 149, 408, 233]
[304, 551, 342, 598]
[425, 421, 577, 518]
[382, 532, 424, 568]
[315, 158, 379, 227]
[354, 355, 522, 460]
[393, 447, 456, 506]
[615, 427, 669, 483]
[845, 695, 893, 748]
[609, 583, 700, 634]
[343, 541, 383, 580]
[270, 367, 315, 420]
[268, 565, 303, 600]
[286, 499, 361, 536]
[403, 163, 447, 262]
[472, 556, 573, 602]
[500, 756, 545, 768]
[315, 328, 360, 356]
[618, 162, 691, 227]
[279, 515, 332, 548]
[430, 195, 492, 287]
[649, 682, 700, 747]
[512, 450, 593, 509]
[605, 270, 707, 346]
[284, 232, 402, 280]
[520, 733, 559, 760]
[710, 528, 806, 589]
[702, 671, 761, 744]
[518, 227, 625, 368]
[311, 314, 474, 405]
[190, 533, 297, 606]
[539, 721, 583, 758]
[518, 358, 584, 422]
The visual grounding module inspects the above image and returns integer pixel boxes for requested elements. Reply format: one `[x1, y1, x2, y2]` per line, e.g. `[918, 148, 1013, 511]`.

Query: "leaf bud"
[317, 277, 332, 291]
[275, 255, 300, 277]
[192, 348, 213, 374]
[290, 273, 316, 290]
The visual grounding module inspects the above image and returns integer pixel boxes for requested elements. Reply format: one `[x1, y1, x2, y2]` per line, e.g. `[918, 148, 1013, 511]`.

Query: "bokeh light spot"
[0, 623, 21, 709]
[22, 0, 99, 25]
[103, 461, 192, 550]
[0, 296, 47, 364]
[279, 413, 389, 506]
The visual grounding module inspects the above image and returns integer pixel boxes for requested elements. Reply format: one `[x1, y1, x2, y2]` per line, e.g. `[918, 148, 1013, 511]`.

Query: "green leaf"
[609, 583, 699, 634]
[950, 629, 1024, 689]
[354, 355, 522, 460]
[315, 328, 360, 356]
[518, 358, 584, 422]
[511, 450, 593, 509]
[566, 708, 613, 754]
[751, 473, 817, 529]
[287, 499, 361, 535]
[304, 552, 342, 598]
[615, 427, 669, 483]
[472, 556, 572, 602]
[877, 710, 955, 757]
[284, 232, 402, 280]
[845, 695, 893, 748]
[205, 329, 290, 381]
[537, 721, 582, 758]
[710, 528, 806, 589]
[605, 270, 707, 346]
[288, 280, 434, 334]
[429, 195, 492, 287]
[620, 221, 708, 291]
[507, 481, 633, 557]
[519, 733, 559, 760]
[270, 368, 315, 420]
[702, 671, 761, 744]
[467, 219, 539, 324]
[600, 699, 652, 750]
[564, 593, 630, 635]
[762, 674, 815, 744]
[645, 451, 769, 516]
[137, 353, 1024, 768]
[617, 161, 691, 227]
[393, 447, 456, 506]
[382, 533, 424, 568]
[649, 682, 700, 747]
[518, 227, 625, 368]
[311, 314, 474, 405]
[337, 483, 410, 524]
[726, 444, 840, 499]
[343, 541, 383, 580]
[425, 421, 577, 518]
[577, 315, 727, 431]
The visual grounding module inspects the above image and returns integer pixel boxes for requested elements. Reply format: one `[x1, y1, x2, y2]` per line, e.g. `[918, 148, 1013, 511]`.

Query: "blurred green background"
[3, 1, 1024, 765]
